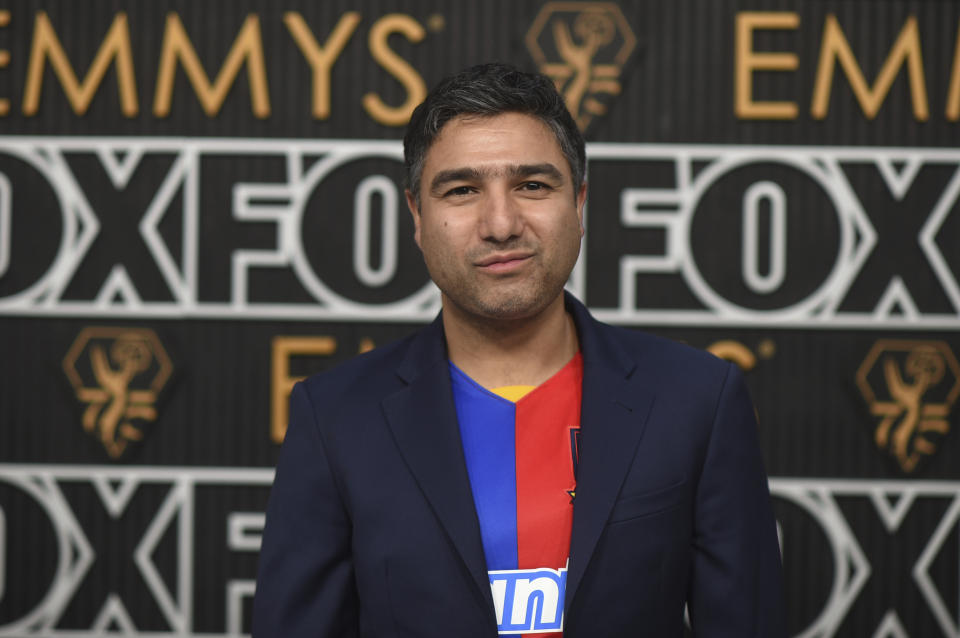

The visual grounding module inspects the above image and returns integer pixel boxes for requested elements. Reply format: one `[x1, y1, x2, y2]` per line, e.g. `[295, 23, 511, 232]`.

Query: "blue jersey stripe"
[450, 363, 518, 571]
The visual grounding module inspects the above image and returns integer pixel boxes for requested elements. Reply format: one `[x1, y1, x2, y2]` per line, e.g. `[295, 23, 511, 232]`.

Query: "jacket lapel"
[379, 298, 656, 621]
[564, 296, 656, 611]
[381, 318, 496, 619]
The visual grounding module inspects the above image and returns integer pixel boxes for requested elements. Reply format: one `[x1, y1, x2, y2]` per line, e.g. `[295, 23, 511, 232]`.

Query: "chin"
[470, 291, 554, 321]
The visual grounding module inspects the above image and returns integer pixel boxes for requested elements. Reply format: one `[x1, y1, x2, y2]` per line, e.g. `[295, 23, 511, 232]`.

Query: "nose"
[479, 189, 524, 242]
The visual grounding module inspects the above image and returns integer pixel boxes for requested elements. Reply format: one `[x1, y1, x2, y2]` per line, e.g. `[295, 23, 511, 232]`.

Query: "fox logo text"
[489, 567, 566, 634]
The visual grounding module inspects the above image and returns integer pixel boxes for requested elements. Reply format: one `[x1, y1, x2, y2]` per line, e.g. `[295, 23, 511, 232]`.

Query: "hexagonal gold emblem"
[526, 2, 638, 130]
[63, 327, 173, 458]
[856, 340, 960, 472]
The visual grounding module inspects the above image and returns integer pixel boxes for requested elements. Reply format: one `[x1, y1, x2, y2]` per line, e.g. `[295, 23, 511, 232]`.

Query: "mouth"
[474, 251, 534, 273]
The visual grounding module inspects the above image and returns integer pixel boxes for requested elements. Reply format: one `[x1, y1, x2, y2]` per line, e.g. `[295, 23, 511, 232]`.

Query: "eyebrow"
[428, 163, 565, 194]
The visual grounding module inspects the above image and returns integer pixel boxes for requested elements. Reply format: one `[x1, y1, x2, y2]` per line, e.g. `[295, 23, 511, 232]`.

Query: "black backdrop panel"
[2, 1, 960, 636]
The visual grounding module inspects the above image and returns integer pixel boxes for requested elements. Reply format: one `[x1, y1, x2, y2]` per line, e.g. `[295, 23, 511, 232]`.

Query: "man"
[253, 63, 785, 637]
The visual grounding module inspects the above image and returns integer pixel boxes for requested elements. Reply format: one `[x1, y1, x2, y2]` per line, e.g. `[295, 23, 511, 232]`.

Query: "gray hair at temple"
[403, 62, 586, 207]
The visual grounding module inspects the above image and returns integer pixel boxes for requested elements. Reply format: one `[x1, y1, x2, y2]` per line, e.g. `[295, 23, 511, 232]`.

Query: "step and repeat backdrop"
[1, 1, 959, 636]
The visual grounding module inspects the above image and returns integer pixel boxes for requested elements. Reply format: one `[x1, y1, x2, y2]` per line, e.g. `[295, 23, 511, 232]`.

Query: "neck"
[442, 293, 579, 389]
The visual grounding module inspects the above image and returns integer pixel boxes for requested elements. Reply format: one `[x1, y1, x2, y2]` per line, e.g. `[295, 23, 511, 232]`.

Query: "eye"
[519, 181, 551, 192]
[444, 185, 475, 197]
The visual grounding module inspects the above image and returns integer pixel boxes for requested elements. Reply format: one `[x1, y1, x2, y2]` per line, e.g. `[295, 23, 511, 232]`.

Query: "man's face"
[407, 112, 586, 322]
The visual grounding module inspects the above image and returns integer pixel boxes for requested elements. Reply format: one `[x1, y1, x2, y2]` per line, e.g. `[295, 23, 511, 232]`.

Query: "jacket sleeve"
[687, 363, 786, 637]
[253, 381, 359, 638]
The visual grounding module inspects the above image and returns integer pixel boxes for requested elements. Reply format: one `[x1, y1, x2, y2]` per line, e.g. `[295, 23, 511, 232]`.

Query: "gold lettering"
[812, 14, 928, 121]
[154, 13, 270, 118]
[284, 11, 361, 120]
[947, 19, 960, 120]
[707, 340, 757, 371]
[270, 336, 337, 444]
[363, 14, 427, 126]
[0, 10, 9, 116]
[23, 11, 137, 117]
[0, 10, 9, 66]
[734, 12, 799, 119]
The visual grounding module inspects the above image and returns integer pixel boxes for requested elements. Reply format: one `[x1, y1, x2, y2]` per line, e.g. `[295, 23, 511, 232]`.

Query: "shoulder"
[584, 313, 732, 389]
[604, 321, 727, 376]
[296, 330, 418, 415]
[583, 316, 740, 432]
[567, 292, 730, 391]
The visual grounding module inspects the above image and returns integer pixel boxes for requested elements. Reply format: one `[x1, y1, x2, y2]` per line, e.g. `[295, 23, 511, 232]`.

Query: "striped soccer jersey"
[450, 353, 583, 635]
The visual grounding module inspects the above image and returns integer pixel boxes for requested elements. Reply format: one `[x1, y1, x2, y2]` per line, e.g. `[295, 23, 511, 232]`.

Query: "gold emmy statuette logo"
[526, 2, 637, 130]
[856, 340, 960, 473]
[63, 328, 172, 458]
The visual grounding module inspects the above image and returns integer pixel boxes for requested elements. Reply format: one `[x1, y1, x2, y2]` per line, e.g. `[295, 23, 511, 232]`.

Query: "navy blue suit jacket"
[253, 295, 785, 637]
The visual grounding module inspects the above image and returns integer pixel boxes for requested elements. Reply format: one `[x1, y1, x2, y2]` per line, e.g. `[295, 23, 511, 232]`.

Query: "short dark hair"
[403, 62, 586, 205]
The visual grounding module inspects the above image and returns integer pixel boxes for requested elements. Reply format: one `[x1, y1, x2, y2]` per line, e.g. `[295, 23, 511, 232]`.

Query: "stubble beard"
[450, 274, 552, 321]
[430, 238, 580, 325]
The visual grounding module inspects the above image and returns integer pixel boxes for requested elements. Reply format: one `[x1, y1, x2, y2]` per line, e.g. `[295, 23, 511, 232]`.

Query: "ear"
[406, 190, 422, 249]
[576, 182, 587, 236]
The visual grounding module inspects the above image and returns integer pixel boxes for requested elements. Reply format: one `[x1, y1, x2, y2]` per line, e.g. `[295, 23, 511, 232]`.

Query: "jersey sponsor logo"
[489, 566, 567, 634]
